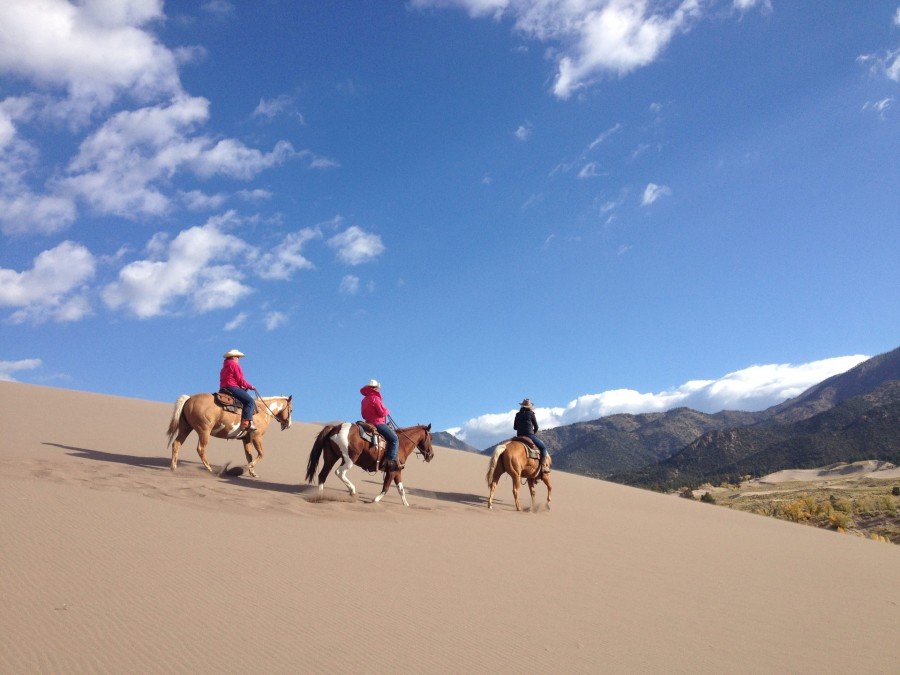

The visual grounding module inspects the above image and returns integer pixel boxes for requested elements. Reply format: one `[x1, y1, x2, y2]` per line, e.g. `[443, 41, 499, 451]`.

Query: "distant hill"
[614, 348, 900, 490]
[484, 408, 766, 476]
[764, 347, 900, 423]
[432, 431, 480, 453]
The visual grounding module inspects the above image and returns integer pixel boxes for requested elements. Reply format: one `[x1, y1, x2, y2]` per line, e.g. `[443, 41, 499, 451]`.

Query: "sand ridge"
[1, 381, 898, 673]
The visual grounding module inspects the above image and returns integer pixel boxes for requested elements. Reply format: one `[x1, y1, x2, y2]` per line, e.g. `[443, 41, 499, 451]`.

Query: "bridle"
[389, 416, 434, 462]
[254, 390, 292, 430]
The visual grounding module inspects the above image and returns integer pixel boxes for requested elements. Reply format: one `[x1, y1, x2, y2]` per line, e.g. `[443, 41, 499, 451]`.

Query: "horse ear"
[426, 423, 431, 430]
[288, 395, 292, 402]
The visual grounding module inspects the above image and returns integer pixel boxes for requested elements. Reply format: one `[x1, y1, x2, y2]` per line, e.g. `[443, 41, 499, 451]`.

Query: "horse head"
[276, 395, 293, 430]
[417, 423, 434, 462]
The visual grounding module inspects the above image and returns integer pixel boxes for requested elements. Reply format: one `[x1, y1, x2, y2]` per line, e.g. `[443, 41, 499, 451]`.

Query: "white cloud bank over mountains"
[447, 354, 869, 449]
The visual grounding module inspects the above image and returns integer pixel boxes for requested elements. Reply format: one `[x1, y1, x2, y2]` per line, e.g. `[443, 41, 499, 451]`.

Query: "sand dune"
[757, 460, 900, 484]
[1, 381, 898, 673]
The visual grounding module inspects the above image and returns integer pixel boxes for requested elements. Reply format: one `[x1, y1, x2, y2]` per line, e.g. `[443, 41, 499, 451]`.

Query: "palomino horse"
[166, 393, 292, 477]
[486, 439, 552, 511]
[305, 422, 434, 506]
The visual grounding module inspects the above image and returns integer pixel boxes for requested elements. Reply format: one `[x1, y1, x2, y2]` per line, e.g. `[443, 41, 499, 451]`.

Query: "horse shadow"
[43, 443, 172, 470]
[402, 485, 487, 508]
[45, 442, 316, 496]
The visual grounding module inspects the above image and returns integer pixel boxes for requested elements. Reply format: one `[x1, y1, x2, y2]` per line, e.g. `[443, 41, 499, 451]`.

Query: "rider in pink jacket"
[220, 349, 256, 430]
[360, 380, 400, 470]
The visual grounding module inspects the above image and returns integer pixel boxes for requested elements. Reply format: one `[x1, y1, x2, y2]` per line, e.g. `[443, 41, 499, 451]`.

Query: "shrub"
[679, 486, 695, 500]
[892, 486, 900, 497]
[828, 511, 852, 530]
[700, 492, 716, 504]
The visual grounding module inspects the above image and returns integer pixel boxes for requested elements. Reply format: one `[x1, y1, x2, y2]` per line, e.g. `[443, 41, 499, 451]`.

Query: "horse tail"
[166, 395, 190, 448]
[486, 443, 508, 486]
[305, 425, 333, 483]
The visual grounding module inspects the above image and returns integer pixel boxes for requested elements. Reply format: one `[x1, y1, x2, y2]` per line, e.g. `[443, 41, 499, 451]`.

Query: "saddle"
[214, 390, 242, 414]
[356, 422, 385, 453]
[513, 436, 541, 460]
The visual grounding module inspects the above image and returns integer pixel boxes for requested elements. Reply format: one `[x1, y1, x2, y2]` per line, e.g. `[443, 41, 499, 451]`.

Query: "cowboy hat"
[223, 349, 245, 359]
[519, 398, 534, 408]
[365, 379, 381, 389]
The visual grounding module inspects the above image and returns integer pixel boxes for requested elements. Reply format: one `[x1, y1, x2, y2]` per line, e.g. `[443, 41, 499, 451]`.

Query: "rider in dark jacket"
[513, 398, 549, 474]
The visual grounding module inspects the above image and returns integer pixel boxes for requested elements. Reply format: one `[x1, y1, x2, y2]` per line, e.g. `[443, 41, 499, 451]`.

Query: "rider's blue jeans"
[376, 423, 399, 460]
[223, 386, 256, 421]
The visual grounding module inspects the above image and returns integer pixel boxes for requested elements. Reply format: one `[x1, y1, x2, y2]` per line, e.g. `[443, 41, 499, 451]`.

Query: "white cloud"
[327, 226, 385, 265]
[414, 0, 750, 99]
[858, 49, 900, 83]
[0, 358, 42, 382]
[642, 182, 671, 205]
[863, 97, 893, 120]
[180, 189, 228, 211]
[451, 355, 870, 448]
[895, 7, 900, 26]
[201, 0, 234, 16]
[577, 162, 605, 178]
[257, 228, 320, 280]
[59, 96, 297, 217]
[0, 107, 77, 235]
[264, 311, 287, 331]
[224, 312, 247, 331]
[0, 0, 181, 121]
[733, 0, 771, 12]
[587, 122, 622, 150]
[515, 122, 533, 141]
[339, 274, 360, 295]
[237, 188, 273, 201]
[0, 241, 95, 323]
[102, 215, 251, 317]
[252, 95, 304, 123]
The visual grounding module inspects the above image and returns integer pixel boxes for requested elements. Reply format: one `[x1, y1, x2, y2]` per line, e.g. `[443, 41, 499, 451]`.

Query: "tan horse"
[166, 393, 292, 477]
[305, 422, 434, 506]
[486, 440, 552, 511]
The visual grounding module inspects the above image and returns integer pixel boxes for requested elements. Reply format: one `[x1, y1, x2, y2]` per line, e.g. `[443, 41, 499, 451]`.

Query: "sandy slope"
[757, 461, 900, 484]
[1, 381, 898, 673]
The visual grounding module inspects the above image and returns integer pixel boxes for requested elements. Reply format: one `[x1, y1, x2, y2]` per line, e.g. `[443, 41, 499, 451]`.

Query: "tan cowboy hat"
[366, 379, 381, 389]
[519, 398, 534, 408]
[223, 349, 245, 359]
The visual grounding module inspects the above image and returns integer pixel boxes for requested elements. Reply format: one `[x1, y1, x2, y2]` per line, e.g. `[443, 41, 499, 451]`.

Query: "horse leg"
[528, 478, 537, 509]
[374, 470, 393, 503]
[394, 472, 409, 507]
[196, 430, 213, 473]
[487, 461, 505, 509]
[317, 450, 339, 492]
[511, 470, 523, 511]
[242, 439, 254, 474]
[170, 418, 192, 471]
[335, 460, 356, 496]
[543, 473, 552, 510]
[247, 436, 264, 478]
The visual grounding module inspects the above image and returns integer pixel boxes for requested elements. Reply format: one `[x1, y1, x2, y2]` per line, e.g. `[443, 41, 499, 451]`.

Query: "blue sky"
[1, 0, 898, 448]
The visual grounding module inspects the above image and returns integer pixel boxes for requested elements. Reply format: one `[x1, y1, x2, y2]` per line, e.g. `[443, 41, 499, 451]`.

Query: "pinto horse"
[166, 393, 292, 477]
[305, 422, 434, 505]
[486, 439, 552, 511]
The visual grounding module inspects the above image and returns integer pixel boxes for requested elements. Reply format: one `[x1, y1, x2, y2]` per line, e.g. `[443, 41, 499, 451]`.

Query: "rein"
[253, 389, 285, 420]
[388, 415, 429, 460]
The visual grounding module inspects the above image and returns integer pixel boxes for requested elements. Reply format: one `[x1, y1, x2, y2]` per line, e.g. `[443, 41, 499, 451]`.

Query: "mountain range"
[462, 346, 900, 491]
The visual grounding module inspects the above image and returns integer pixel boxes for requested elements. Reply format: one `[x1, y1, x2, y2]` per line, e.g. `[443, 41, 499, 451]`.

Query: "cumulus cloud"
[327, 226, 385, 265]
[0, 241, 95, 323]
[642, 182, 671, 205]
[515, 122, 533, 140]
[857, 49, 900, 83]
[0, 358, 42, 382]
[102, 215, 251, 317]
[224, 312, 247, 331]
[450, 355, 870, 448]
[0, 0, 181, 121]
[264, 311, 287, 331]
[339, 274, 360, 295]
[413, 1, 761, 98]
[180, 189, 228, 211]
[252, 95, 304, 123]
[257, 228, 320, 280]
[58, 96, 298, 217]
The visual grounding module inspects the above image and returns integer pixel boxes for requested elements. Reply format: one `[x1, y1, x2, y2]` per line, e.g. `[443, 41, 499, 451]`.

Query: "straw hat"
[365, 379, 381, 389]
[223, 349, 245, 359]
[519, 398, 533, 409]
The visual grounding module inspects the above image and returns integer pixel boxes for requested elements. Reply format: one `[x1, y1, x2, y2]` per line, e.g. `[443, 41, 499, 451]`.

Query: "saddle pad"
[355, 422, 382, 448]
[512, 436, 541, 460]
[214, 391, 241, 414]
